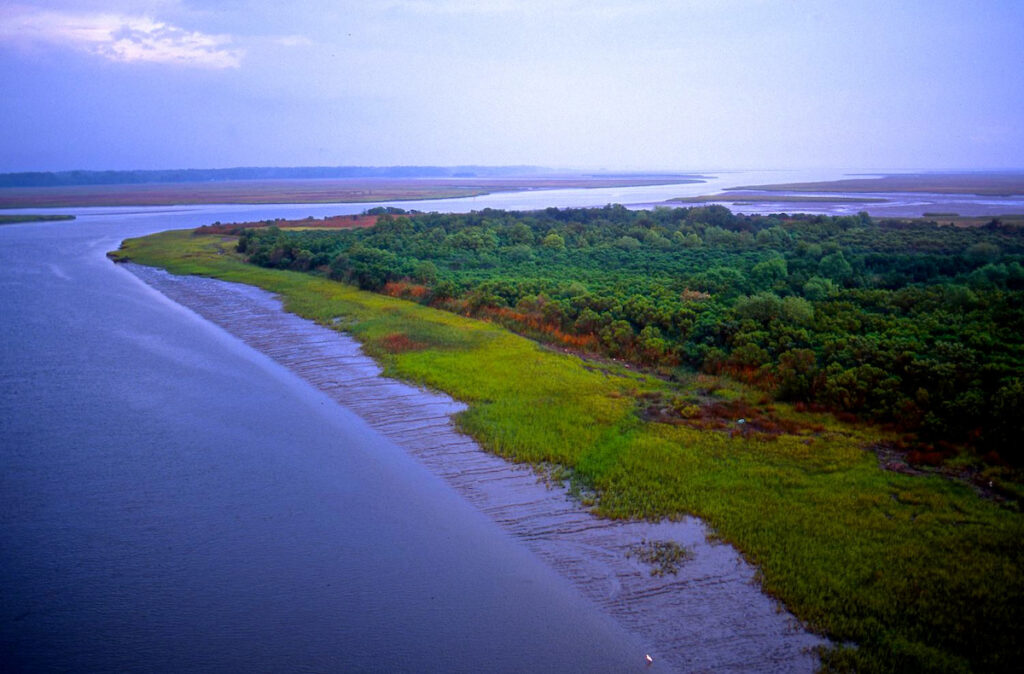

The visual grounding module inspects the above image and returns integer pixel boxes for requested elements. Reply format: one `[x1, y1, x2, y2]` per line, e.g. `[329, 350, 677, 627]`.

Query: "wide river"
[1, 172, 849, 672]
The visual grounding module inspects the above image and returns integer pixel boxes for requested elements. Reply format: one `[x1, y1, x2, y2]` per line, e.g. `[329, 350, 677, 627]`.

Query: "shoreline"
[123, 261, 825, 672]
[729, 172, 1024, 196]
[110, 227, 1024, 671]
[0, 177, 702, 210]
[662, 172, 1024, 218]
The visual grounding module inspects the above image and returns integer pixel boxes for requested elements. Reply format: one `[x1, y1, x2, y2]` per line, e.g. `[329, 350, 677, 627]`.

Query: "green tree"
[751, 256, 788, 289]
[803, 276, 836, 301]
[413, 260, 438, 284]
[818, 251, 853, 282]
[542, 232, 566, 250]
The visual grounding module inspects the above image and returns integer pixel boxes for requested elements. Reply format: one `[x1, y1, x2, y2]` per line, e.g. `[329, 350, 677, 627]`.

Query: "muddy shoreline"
[125, 263, 827, 673]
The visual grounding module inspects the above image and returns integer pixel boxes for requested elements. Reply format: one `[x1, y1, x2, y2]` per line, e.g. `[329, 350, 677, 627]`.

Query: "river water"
[1, 173, 846, 672]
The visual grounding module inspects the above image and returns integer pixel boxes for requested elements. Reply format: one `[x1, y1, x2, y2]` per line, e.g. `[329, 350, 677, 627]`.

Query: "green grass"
[112, 229, 1023, 673]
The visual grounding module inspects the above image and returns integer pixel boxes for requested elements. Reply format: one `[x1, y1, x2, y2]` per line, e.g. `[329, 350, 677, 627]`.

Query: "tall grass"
[112, 230, 1023, 673]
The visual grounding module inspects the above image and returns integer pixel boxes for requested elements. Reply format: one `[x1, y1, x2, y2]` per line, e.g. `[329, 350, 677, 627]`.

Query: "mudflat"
[731, 172, 1024, 196]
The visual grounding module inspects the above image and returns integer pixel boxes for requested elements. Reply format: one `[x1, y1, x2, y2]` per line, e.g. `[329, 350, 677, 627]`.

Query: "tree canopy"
[236, 205, 1024, 466]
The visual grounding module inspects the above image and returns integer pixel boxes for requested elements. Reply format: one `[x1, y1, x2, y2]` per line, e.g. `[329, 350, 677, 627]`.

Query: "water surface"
[2, 174, 858, 671]
[1, 213, 653, 672]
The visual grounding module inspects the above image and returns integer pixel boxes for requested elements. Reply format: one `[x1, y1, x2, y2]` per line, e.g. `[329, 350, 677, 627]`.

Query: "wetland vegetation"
[235, 205, 1024, 474]
[112, 205, 1024, 673]
[0, 213, 75, 225]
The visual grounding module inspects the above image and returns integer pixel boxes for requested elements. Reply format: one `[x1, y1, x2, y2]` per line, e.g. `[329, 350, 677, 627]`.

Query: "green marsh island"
[114, 205, 1024, 673]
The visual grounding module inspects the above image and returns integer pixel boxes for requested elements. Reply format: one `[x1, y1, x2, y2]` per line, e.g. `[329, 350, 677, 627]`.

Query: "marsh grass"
[111, 230, 1024, 673]
[626, 539, 693, 576]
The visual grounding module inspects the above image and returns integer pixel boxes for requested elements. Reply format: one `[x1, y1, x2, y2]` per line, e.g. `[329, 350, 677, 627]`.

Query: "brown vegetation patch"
[871, 442, 928, 476]
[477, 306, 601, 351]
[680, 288, 711, 302]
[378, 332, 428, 353]
[198, 214, 380, 235]
[870, 441, 1022, 505]
[639, 393, 824, 440]
[285, 214, 381, 229]
[383, 280, 431, 300]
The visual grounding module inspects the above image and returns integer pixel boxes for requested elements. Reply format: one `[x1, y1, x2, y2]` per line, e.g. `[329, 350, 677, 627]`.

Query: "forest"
[120, 215, 1024, 672]
[232, 204, 1024, 472]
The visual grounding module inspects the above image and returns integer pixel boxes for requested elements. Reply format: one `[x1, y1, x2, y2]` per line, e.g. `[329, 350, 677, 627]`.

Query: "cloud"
[0, 5, 243, 68]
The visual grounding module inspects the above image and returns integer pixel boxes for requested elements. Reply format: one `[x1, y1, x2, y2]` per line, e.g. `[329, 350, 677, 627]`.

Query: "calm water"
[123, 264, 823, 672]
[0, 173, 855, 672]
[0, 210, 666, 672]
[0, 168, 853, 224]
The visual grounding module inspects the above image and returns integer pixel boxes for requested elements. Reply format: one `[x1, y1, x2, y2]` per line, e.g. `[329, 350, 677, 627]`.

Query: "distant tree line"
[236, 205, 1024, 465]
[0, 165, 554, 188]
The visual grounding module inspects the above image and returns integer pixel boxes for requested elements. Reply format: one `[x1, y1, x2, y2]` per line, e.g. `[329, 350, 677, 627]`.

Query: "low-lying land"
[0, 213, 75, 225]
[733, 172, 1024, 196]
[0, 176, 699, 209]
[198, 213, 383, 233]
[230, 206, 1024, 475]
[0, 164, 700, 188]
[672, 193, 889, 204]
[921, 214, 1024, 228]
[111, 206, 1023, 673]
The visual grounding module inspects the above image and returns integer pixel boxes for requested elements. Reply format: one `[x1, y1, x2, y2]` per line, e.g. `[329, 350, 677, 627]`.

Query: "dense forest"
[233, 205, 1024, 468]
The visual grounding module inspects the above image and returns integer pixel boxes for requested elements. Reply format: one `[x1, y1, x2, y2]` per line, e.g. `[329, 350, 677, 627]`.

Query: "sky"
[1, 0, 1022, 172]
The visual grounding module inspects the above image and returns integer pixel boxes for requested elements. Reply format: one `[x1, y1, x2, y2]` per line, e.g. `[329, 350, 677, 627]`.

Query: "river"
[0, 173, 844, 672]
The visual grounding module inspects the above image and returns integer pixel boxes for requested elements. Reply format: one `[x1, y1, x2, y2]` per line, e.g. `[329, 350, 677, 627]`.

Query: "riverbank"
[111, 229, 1024, 672]
[733, 172, 1024, 196]
[124, 262, 822, 672]
[666, 172, 1024, 218]
[0, 176, 700, 209]
[3, 212, 670, 673]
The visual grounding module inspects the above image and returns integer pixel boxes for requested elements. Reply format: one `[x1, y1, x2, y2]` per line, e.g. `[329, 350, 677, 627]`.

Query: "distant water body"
[0, 168, 854, 224]
[0, 170, 920, 672]
[5, 168, 1020, 223]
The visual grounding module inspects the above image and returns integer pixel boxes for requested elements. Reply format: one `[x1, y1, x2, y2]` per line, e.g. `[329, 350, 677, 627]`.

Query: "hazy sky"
[1, 0, 1022, 172]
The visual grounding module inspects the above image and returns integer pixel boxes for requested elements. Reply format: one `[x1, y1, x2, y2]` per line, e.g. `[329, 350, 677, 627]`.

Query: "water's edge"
[125, 263, 828, 673]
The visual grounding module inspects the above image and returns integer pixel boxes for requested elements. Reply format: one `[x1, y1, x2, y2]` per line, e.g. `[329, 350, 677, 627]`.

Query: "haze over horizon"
[2, 1, 1022, 173]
